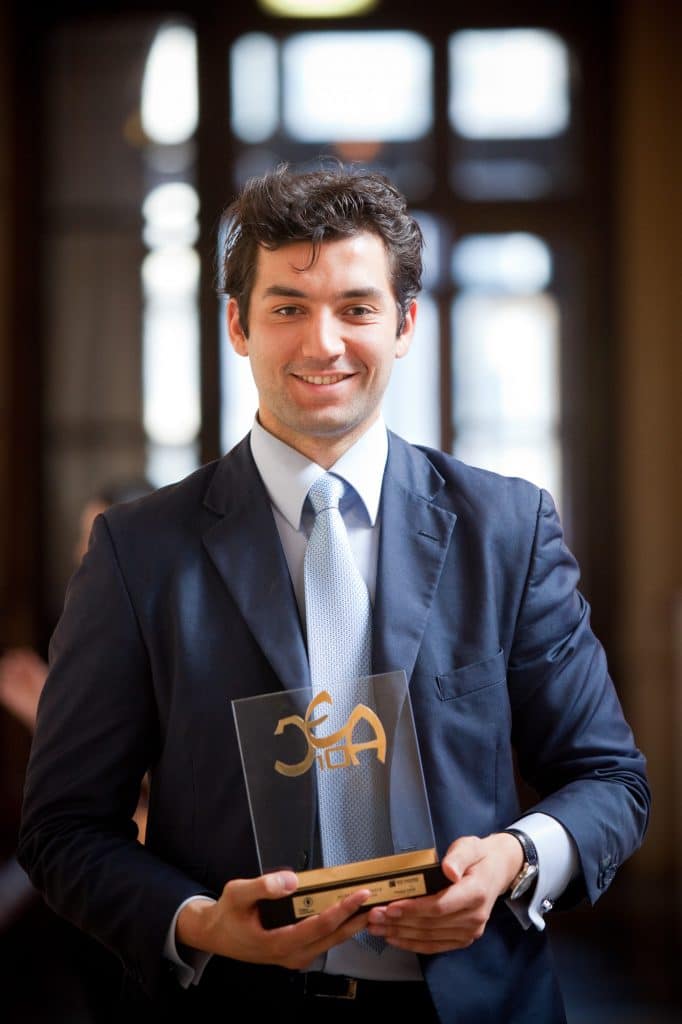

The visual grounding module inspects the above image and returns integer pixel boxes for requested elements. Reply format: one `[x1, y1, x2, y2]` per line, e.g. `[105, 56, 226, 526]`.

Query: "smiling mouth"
[295, 373, 351, 385]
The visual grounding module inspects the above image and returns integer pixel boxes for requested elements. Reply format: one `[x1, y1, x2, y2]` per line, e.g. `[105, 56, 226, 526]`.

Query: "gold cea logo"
[273, 690, 386, 778]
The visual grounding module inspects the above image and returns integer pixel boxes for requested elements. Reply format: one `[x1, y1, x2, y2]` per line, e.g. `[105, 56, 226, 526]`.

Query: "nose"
[300, 310, 345, 360]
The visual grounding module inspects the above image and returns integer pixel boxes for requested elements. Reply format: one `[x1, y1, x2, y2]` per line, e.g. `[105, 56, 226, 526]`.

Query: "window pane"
[142, 182, 200, 248]
[455, 434, 562, 509]
[141, 24, 198, 144]
[143, 299, 200, 443]
[146, 441, 200, 489]
[258, 0, 378, 15]
[415, 211, 442, 292]
[220, 297, 260, 453]
[142, 239, 201, 485]
[452, 291, 561, 505]
[231, 33, 279, 142]
[453, 293, 559, 425]
[383, 292, 440, 448]
[141, 22, 200, 487]
[452, 233, 552, 293]
[283, 32, 432, 141]
[449, 29, 570, 139]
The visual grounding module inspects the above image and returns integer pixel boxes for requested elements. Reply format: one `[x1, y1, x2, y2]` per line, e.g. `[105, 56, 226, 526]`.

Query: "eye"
[272, 305, 301, 317]
[345, 305, 375, 317]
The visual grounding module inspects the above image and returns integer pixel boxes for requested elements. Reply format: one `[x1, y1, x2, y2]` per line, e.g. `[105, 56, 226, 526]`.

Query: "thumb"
[223, 870, 298, 911]
[441, 835, 486, 884]
[260, 870, 299, 901]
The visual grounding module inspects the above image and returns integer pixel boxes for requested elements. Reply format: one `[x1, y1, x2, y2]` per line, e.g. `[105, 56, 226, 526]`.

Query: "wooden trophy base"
[259, 849, 447, 929]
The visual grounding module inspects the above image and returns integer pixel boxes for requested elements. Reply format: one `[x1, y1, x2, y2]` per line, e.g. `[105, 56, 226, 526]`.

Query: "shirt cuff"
[504, 812, 579, 932]
[163, 895, 216, 988]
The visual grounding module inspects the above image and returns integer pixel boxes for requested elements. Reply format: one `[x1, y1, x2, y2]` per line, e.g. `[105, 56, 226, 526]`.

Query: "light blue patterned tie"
[304, 473, 389, 953]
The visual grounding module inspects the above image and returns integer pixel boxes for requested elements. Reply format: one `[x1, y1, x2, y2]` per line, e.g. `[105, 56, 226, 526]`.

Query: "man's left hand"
[365, 833, 524, 954]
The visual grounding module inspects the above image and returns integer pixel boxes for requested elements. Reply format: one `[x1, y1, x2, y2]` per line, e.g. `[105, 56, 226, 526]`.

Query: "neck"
[256, 414, 379, 469]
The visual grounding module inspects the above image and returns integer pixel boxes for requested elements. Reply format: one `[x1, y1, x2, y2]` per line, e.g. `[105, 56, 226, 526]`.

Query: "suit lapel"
[373, 433, 457, 680]
[202, 438, 311, 694]
[201, 432, 456, 693]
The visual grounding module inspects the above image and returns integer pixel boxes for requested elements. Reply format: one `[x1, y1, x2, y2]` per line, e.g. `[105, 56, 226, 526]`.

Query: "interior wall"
[0, 5, 41, 844]
[615, 0, 682, 888]
[0, 10, 9, 578]
[40, 20, 153, 627]
[0, 2, 14, 841]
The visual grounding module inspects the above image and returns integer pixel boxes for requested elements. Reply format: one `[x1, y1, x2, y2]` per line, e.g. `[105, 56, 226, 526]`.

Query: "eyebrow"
[261, 285, 385, 301]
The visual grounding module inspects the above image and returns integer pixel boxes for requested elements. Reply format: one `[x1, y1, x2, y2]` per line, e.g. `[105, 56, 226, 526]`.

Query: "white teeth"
[299, 374, 346, 385]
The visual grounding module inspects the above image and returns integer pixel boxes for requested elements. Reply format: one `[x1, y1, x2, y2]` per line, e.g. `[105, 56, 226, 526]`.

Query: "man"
[18, 163, 650, 1023]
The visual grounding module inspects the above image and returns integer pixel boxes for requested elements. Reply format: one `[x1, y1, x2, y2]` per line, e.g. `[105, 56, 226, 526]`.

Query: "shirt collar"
[249, 417, 388, 531]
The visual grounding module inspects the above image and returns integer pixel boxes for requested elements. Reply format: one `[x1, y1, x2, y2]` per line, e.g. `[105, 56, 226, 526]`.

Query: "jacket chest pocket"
[436, 648, 507, 701]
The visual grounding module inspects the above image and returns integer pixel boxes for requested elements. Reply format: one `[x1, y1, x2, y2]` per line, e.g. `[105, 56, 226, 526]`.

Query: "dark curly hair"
[216, 160, 424, 337]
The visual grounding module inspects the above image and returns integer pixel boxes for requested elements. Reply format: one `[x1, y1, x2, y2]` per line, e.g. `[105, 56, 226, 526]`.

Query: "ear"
[395, 299, 417, 359]
[227, 297, 248, 356]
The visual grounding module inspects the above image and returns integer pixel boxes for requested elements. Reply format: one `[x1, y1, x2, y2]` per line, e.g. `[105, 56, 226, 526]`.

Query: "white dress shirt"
[165, 416, 578, 986]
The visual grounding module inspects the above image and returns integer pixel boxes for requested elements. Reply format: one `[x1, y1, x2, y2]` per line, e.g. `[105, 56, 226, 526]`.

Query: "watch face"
[511, 863, 538, 899]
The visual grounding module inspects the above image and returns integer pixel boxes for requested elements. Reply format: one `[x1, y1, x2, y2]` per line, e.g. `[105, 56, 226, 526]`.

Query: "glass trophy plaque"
[232, 669, 446, 928]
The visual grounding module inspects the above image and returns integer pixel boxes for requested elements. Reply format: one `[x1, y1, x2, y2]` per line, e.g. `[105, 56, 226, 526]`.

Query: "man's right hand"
[176, 871, 371, 969]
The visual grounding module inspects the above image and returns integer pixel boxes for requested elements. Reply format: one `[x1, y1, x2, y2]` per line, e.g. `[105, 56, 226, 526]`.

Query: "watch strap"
[504, 828, 539, 900]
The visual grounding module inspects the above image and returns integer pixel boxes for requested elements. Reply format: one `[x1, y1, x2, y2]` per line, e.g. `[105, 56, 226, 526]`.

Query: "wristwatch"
[504, 828, 539, 900]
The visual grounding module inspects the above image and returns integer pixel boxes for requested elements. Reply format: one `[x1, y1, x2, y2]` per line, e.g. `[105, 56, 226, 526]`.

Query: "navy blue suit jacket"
[18, 432, 650, 1022]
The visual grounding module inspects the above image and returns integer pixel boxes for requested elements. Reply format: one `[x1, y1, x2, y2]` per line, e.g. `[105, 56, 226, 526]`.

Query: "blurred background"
[0, 0, 680, 1020]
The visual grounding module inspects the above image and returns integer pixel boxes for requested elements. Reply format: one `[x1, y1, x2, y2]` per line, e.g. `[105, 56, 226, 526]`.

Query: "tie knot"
[308, 473, 346, 515]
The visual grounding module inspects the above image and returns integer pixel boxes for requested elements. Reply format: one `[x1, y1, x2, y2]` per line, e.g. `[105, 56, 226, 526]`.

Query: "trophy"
[232, 669, 446, 928]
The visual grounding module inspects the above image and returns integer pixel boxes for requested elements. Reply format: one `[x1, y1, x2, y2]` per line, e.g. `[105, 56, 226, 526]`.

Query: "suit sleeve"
[506, 489, 650, 908]
[17, 514, 212, 998]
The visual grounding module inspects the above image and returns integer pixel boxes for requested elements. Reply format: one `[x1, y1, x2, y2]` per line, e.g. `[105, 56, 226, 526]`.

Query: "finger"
[368, 916, 484, 952]
[368, 871, 489, 929]
[294, 888, 372, 944]
[267, 890, 372, 968]
[261, 870, 299, 899]
[370, 914, 481, 940]
[442, 835, 486, 883]
[226, 870, 299, 912]
[368, 884, 457, 923]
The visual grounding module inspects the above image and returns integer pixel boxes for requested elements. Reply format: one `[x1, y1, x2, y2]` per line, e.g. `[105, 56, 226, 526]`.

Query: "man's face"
[227, 232, 416, 466]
